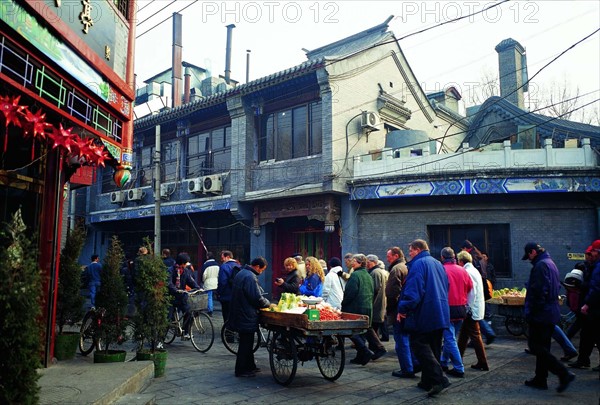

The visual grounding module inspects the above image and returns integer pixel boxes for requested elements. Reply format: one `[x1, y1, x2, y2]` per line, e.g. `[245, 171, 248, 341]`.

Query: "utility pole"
[154, 124, 161, 255]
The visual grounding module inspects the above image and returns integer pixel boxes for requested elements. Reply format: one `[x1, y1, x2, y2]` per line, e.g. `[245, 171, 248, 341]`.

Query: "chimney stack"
[495, 38, 528, 109]
[184, 66, 191, 103]
[225, 24, 235, 84]
[246, 49, 251, 84]
[171, 13, 183, 108]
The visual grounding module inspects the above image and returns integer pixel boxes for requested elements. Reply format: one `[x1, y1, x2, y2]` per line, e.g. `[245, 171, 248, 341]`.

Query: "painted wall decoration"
[350, 177, 600, 200]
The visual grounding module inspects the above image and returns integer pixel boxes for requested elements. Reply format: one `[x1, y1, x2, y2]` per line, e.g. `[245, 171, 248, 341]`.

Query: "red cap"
[586, 245, 593, 254]
[592, 240, 600, 251]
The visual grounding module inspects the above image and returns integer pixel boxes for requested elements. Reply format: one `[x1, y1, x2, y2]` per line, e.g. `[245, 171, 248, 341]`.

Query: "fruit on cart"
[493, 287, 527, 297]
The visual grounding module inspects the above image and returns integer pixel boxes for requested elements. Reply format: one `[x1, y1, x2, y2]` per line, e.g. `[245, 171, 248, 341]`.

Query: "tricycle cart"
[488, 296, 528, 337]
[259, 311, 369, 386]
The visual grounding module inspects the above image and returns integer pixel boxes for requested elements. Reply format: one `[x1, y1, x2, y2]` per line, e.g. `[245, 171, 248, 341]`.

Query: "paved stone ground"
[140, 313, 600, 405]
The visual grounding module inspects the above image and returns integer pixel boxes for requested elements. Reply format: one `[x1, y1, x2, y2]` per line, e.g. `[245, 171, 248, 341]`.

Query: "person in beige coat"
[367, 255, 389, 350]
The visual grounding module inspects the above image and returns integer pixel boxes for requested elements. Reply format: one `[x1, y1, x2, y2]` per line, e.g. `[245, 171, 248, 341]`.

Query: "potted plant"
[93, 235, 129, 363]
[132, 238, 170, 377]
[54, 223, 86, 360]
[0, 209, 43, 403]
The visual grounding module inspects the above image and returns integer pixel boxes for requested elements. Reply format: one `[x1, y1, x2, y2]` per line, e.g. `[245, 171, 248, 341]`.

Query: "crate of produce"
[259, 311, 369, 332]
[501, 295, 525, 306]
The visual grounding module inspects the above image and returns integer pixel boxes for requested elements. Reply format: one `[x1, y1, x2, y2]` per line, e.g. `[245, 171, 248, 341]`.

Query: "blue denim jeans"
[393, 320, 418, 373]
[440, 320, 464, 372]
[553, 324, 577, 356]
[206, 290, 214, 313]
[479, 319, 496, 338]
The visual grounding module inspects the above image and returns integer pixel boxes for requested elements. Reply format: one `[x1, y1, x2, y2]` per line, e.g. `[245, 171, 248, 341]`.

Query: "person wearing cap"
[167, 252, 200, 339]
[521, 242, 575, 392]
[569, 240, 600, 371]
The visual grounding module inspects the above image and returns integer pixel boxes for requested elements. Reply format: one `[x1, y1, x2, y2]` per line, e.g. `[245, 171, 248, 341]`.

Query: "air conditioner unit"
[361, 111, 381, 131]
[110, 191, 125, 204]
[188, 177, 203, 194]
[159, 183, 170, 200]
[202, 174, 223, 194]
[127, 188, 144, 201]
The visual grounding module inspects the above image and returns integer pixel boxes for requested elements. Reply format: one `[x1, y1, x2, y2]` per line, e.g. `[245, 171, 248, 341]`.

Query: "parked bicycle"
[221, 321, 270, 354]
[163, 290, 214, 353]
[79, 307, 131, 355]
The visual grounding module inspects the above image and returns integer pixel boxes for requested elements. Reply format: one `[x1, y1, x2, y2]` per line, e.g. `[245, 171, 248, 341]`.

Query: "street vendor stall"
[258, 302, 369, 386]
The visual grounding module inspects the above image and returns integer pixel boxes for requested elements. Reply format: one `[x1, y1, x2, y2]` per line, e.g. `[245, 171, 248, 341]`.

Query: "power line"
[136, 1, 199, 39]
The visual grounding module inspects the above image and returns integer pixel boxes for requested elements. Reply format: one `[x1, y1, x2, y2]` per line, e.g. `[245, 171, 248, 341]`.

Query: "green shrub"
[56, 223, 86, 333]
[0, 209, 43, 404]
[95, 235, 129, 351]
[133, 238, 170, 353]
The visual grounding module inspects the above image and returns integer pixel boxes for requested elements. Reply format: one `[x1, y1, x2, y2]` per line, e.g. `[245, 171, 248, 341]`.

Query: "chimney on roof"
[495, 38, 528, 109]
[224, 24, 235, 84]
[184, 67, 191, 104]
[246, 49, 251, 84]
[171, 12, 183, 108]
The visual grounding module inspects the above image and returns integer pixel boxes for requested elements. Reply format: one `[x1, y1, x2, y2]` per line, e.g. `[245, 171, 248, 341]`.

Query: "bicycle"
[221, 321, 270, 354]
[79, 307, 132, 355]
[163, 290, 214, 353]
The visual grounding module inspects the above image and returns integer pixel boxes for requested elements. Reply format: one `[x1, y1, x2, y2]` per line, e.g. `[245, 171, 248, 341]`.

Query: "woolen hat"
[592, 240, 600, 251]
[585, 245, 593, 254]
[522, 242, 542, 260]
[329, 257, 342, 268]
[565, 269, 584, 283]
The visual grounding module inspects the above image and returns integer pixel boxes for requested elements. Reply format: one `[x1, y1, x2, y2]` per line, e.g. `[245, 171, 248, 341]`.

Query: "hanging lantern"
[113, 167, 131, 187]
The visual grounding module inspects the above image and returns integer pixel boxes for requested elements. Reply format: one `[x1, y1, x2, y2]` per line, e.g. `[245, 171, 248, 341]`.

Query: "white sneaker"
[157, 342, 164, 349]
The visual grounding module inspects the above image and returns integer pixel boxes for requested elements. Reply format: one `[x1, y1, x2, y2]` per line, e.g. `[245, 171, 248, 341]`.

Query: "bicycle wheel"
[221, 323, 261, 355]
[269, 330, 298, 386]
[316, 336, 345, 381]
[164, 321, 177, 344]
[190, 312, 214, 353]
[79, 312, 96, 355]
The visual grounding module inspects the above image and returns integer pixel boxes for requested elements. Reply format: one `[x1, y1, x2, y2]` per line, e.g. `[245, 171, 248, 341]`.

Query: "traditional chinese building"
[0, 0, 136, 365]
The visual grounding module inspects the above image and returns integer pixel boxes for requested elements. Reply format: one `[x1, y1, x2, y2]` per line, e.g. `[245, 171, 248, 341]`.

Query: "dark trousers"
[575, 315, 600, 364]
[373, 319, 390, 340]
[235, 331, 257, 375]
[410, 329, 445, 387]
[457, 316, 488, 367]
[527, 321, 568, 381]
[220, 300, 230, 323]
[366, 327, 385, 352]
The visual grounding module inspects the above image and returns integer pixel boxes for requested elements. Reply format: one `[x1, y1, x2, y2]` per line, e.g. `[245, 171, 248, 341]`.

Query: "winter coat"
[443, 259, 472, 321]
[322, 266, 345, 309]
[341, 267, 374, 326]
[87, 261, 102, 285]
[369, 264, 389, 323]
[584, 260, 600, 318]
[201, 259, 219, 291]
[524, 251, 561, 325]
[280, 270, 301, 295]
[167, 264, 200, 295]
[299, 273, 323, 297]
[217, 259, 240, 303]
[228, 265, 270, 333]
[397, 250, 450, 333]
[463, 262, 485, 321]
[385, 258, 408, 318]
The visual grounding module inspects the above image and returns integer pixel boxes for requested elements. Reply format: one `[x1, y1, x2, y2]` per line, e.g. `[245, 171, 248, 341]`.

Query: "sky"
[133, 0, 600, 117]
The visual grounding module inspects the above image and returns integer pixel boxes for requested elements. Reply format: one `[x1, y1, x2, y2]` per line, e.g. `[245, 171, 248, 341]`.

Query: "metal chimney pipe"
[171, 13, 183, 108]
[224, 24, 235, 84]
[184, 66, 191, 103]
[246, 49, 251, 83]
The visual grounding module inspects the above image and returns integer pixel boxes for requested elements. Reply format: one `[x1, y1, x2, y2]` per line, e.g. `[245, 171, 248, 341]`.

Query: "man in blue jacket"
[87, 254, 102, 309]
[397, 239, 450, 397]
[522, 242, 575, 392]
[217, 250, 240, 323]
[229, 257, 271, 377]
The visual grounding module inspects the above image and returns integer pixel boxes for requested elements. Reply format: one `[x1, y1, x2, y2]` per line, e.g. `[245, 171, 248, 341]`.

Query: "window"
[428, 224, 511, 278]
[187, 126, 231, 177]
[258, 100, 322, 162]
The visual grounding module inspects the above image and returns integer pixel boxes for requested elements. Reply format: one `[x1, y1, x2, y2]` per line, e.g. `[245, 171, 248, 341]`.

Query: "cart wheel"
[505, 316, 527, 337]
[316, 336, 345, 381]
[190, 312, 214, 353]
[221, 322, 261, 354]
[269, 330, 298, 386]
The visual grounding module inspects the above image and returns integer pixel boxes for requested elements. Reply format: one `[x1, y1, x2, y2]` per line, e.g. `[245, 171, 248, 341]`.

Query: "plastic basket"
[188, 292, 208, 311]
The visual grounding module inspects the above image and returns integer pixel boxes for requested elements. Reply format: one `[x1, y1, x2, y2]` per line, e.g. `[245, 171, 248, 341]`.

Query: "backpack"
[483, 277, 493, 301]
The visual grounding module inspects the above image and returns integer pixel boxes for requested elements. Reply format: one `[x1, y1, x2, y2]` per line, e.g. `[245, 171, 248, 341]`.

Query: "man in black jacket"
[229, 257, 271, 377]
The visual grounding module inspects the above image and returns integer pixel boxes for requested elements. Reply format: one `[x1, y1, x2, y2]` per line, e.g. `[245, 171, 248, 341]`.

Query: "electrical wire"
[136, 0, 199, 38]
